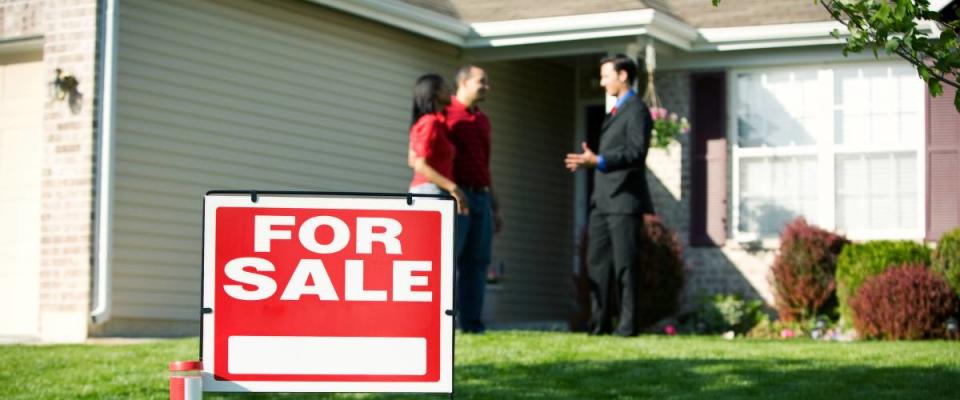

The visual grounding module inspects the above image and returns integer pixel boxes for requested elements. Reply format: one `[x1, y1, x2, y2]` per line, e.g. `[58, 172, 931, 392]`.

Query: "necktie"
[610, 106, 617, 116]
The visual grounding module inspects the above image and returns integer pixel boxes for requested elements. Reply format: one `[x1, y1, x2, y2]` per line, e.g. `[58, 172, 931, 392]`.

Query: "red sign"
[201, 194, 454, 393]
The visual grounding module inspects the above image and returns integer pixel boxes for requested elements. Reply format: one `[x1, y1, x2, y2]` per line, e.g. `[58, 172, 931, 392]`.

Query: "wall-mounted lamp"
[49, 68, 82, 113]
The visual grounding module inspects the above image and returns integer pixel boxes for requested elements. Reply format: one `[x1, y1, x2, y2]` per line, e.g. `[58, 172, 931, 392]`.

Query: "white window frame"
[728, 61, 926, 245]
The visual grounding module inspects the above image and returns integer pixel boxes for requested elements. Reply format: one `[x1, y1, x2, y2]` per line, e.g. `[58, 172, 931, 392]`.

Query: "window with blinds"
[732, 62, 924, 241]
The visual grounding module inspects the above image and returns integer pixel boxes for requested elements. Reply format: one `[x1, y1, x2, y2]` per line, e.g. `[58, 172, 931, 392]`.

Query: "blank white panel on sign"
[228, 336, 427, 375]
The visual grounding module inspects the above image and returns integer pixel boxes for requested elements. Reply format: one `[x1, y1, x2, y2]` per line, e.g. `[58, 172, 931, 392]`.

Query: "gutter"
[90, 0, 118, 324]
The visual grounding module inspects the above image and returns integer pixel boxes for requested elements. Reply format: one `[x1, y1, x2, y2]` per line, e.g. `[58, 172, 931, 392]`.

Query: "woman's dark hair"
[411, 73, 445, 127]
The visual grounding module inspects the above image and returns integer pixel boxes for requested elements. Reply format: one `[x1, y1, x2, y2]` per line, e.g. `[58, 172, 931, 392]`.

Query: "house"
[1, 0, 956, 342]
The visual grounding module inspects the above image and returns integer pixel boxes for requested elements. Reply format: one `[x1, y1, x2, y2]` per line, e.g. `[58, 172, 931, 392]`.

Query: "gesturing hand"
[564, 142, 598, 172]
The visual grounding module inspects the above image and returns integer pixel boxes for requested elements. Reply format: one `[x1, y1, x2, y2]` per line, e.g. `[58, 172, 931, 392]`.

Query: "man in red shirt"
[446, 65, 502, 333]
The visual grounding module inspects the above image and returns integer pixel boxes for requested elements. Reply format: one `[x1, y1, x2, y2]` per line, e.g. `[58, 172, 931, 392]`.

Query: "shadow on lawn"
[450, 358, 957, 399]
[207, 357, 957, 400]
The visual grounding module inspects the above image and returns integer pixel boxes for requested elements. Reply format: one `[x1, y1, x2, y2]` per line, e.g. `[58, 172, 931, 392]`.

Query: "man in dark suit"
[565, 54, 654, 336]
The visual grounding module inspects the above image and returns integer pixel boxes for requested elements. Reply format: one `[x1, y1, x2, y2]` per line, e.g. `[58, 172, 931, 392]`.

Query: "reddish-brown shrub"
[771, 218, 849, 322]
[635, 215, 686, 329]
[571, 215, 686, 331]
[849, 265, 960, 340]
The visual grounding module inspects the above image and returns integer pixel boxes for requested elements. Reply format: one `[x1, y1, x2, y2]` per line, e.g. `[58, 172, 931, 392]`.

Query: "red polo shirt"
[409, 112, 454, 188]
[445, 96, 492, 187]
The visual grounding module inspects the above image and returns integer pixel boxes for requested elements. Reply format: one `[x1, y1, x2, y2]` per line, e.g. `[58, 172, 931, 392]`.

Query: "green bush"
[932, 228, 960, 298]
[692, 294, 766, 334]
[836, 240, 931, 321]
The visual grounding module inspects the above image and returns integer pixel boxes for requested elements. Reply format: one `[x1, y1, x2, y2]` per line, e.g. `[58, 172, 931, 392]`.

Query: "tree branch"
[818, 0, 960, 91]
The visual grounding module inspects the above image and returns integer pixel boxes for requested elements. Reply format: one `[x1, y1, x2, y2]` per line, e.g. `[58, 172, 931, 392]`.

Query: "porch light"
[49, 68, 79, 102]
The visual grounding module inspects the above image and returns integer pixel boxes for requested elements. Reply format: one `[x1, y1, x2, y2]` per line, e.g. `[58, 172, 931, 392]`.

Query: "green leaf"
[872, 2, 890, 24]
[885, 37, 901, 53]
[919, 65, 931, 82]
[831, 29, 841, 39]
[955, 90, 960, 112]
[929, 80, 943, 97]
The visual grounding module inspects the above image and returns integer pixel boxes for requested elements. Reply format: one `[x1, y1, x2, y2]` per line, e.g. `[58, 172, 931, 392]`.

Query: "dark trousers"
[587, 212, 642, 336]
[454, 191, 493, 333]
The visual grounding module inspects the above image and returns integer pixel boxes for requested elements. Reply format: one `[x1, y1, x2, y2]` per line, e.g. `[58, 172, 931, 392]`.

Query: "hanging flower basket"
[650, 107, 690, 149]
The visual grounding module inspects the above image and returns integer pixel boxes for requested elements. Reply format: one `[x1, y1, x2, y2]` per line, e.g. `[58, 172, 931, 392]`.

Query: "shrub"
[932, 227, 960, 298]
[693, 293, 766, 334]
[836, 240, 931, 320]
[770, 218, 849, 322]
[635, 215, 686, 329]
[747, 316, 804, 339]
[849, 265, 959, 340]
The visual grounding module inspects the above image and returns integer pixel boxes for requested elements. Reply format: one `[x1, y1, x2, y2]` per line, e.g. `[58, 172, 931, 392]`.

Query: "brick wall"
[1, 0, 43, 38]
[2, 0, 98, 342]
[39, 0, 98, 342]
[650, 70, 775, 310]
[648, 71, 690, 237]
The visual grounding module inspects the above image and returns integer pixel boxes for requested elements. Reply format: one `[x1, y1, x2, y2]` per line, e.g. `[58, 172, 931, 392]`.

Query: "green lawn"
[1, 332, 958, 399]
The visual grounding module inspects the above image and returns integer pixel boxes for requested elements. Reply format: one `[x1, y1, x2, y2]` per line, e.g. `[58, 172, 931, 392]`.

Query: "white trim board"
[305, 0, 469, 46]
[693, 20, 941, 52]
[306, 1, 943, 56]
[466, 9, 697, 50]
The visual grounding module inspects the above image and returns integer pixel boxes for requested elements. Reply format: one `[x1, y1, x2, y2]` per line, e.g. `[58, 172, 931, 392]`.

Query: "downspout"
[90, 0, 118, 324]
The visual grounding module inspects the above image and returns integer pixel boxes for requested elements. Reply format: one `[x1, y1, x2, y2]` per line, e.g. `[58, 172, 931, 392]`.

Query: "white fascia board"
[694, 20, 942, 52]
[470, 9, 655, 37]
[308, 1, 947, 54]
[307, 0, 469, 46]
[698, 21, 846, 44]
[464, 9, 697, 50]
[467, 28, 648, 48]
[647, 12, 698, 51]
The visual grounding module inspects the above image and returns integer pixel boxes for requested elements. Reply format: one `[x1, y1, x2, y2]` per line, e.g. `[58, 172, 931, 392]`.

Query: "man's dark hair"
[411, 73, 445, 127]
[600, 54, 638, 86]
[454, 64, 480, 86]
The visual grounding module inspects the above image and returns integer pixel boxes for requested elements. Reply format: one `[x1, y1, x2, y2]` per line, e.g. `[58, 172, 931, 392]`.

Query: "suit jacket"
[591, 94, 655, 215]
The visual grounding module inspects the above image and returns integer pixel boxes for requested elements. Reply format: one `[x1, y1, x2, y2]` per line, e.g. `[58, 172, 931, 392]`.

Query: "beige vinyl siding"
[110, 0, 575, 328]
[482, 60, 576, 322]
[111, 0, 459, 322]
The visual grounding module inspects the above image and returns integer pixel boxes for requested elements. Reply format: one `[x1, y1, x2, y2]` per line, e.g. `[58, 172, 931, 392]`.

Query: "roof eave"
[693, 20, 942, 52]
[308, 1, 943, 56]
[306, 0, 470, 46]
[464, 10, 697, 51]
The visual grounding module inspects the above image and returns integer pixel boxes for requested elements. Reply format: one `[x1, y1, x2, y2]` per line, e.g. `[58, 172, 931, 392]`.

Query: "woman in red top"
[407, 74, 468, 214]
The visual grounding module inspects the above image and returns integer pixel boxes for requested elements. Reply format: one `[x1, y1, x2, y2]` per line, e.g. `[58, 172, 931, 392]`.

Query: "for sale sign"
[201, 192, 454, 393]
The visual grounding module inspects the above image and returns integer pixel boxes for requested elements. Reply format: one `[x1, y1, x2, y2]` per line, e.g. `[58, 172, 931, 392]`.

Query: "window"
[732, 62, 924, 241]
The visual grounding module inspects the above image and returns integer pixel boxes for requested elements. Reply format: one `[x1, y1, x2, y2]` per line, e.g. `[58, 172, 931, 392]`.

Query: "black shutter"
[690, 72, 728, 246]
